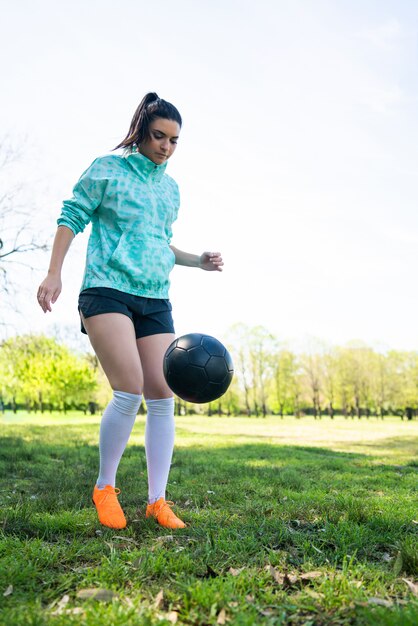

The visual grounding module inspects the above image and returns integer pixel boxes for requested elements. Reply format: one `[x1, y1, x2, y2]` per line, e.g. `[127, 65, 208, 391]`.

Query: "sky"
[1, 0, 418, 352]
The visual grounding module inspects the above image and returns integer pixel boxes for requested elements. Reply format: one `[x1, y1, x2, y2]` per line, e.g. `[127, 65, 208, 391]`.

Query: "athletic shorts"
[78, 287, 175, 339]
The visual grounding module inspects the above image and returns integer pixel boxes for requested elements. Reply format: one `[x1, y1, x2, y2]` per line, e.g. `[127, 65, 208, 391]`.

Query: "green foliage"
[0, 335, 98, 411]
[225, 324, 418, 418]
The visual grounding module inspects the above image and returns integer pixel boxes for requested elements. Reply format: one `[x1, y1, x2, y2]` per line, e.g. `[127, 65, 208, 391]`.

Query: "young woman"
[37, 93, 223, 530]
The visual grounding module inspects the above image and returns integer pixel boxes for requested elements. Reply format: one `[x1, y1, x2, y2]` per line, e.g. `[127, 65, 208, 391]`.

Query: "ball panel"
[201, 335, 225, 357]
[188, 346, 210, 367]
[165, 347, 189, 372]
[176, 333, 204, 350]
[196, 380, 231, 403]
[166, 365, 209, 402]
[205, 356, 229, 383]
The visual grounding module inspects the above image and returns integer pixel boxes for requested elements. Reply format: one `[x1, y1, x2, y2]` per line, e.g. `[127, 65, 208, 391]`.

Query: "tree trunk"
[38, 391, 44, 413]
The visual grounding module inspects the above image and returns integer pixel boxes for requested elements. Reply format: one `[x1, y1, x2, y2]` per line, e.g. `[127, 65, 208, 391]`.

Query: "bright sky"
[1, 0, 417, 351]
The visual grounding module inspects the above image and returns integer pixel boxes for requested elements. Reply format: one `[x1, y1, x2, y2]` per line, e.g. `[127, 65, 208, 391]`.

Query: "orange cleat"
[92, 485, 127, 529]
[146, 498, 186, 529]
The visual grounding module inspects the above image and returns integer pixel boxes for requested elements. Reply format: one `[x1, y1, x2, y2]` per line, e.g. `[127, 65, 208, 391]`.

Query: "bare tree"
[0, 137, 48, 323]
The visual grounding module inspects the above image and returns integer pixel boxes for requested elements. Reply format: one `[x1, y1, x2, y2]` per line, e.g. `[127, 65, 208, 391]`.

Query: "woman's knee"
[112, 383, 143, 395]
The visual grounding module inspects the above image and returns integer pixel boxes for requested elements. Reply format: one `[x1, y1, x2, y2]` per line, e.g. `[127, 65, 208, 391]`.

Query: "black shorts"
[78, 287, 175, 339]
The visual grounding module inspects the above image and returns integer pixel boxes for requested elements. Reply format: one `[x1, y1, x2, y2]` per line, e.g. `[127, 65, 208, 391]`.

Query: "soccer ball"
[163, 333, 234, 403]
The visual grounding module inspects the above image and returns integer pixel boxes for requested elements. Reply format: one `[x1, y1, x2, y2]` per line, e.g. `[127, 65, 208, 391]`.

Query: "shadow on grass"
[1, 424, 417, 530]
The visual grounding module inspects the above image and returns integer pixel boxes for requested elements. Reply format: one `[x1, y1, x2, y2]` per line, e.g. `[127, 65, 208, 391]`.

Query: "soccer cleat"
[146, 498, 186, 529]
[92, 484, 127, 529]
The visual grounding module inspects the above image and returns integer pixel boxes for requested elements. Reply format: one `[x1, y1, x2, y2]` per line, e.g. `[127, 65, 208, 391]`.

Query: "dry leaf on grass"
[156, 535, 175, 543]
[166, 610, 178, 623]
[76, 588, 119, 602]
[300, 571, 323, 582]
[265, 566, 323, 587]
[367, 597, 393, 607]
[64, 608, 84, 616]
[50, 594, 70, 615]
[350, 581, 363, 589]
[3, 585, 13, 597]
[265, 566, 297, 586]
[402, 579, 418, 596]
[154, 589, 164, 609]
[228, 567, 244, 576]
[217, 608, 227, 624]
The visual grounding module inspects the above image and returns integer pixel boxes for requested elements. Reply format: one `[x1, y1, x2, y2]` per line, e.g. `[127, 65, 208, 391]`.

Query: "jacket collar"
[125, 150, 168, 182]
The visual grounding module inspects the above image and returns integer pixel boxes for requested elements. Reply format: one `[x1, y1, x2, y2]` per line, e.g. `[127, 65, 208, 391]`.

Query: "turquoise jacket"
[57, 152, 180, 299]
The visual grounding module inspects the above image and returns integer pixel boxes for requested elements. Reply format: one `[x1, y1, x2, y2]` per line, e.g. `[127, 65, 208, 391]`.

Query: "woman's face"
[139, 118, 180, 165]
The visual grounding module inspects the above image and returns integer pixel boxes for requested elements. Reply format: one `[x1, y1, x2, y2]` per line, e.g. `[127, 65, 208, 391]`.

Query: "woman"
[37, 93, 223, 530]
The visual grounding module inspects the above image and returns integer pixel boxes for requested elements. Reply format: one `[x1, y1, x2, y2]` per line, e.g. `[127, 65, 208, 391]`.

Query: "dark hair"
[114, 92, 182, 151]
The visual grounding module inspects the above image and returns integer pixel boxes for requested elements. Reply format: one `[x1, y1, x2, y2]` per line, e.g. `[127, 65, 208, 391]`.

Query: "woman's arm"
[170, 246, 224, 271]
[37, 225, 75, 312]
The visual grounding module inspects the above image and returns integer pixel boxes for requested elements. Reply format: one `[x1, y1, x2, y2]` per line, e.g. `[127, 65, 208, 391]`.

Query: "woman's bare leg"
[81, 312, 143, 393]
[136, 332, 175, 398]
[81, 312, 143, 520]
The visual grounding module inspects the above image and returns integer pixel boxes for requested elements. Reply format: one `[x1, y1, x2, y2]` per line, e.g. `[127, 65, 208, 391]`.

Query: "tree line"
[0, 335, 101, 413]
[0, 327, 417, 419]
[204, 324, 418, 420]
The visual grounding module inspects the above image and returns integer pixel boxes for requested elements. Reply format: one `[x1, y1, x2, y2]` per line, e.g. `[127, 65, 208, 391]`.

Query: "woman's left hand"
[199, 251, 224, 272]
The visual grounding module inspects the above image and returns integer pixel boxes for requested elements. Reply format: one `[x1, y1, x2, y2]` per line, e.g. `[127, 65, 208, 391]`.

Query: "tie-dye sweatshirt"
[57, 151, 180, 299]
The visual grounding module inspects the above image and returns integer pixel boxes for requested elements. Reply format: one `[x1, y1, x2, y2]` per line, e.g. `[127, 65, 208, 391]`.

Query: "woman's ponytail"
[114, 92, 181, 151]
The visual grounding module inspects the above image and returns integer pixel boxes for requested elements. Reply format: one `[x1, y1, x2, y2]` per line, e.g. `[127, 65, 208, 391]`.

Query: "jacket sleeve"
[167, 180, 181, 244]
[57, 157, 108, 236]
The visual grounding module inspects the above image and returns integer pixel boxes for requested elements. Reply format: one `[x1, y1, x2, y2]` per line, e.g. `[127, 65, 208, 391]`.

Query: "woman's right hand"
[37, 272, 62, 313]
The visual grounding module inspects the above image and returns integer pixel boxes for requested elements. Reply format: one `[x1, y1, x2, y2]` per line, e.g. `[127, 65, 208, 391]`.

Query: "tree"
[227, 323, 253, 416]
[300, 351, 323, 418]
[322, 348, 339, 418]
[0, 334, 97, 411]
[248, 326, 275, 417]
[0, 138, 48, 326]
[269, 348, 298, 417]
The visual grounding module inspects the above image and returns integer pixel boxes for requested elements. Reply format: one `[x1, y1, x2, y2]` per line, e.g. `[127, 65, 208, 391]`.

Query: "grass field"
[0, 412, 417, 625]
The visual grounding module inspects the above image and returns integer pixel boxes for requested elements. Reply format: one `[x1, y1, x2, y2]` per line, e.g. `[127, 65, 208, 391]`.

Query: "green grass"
[0, 413, 417, 625]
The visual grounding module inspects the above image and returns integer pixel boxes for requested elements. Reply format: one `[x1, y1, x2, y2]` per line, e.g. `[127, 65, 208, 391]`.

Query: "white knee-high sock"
[96, 390, 142, 489]
[145, 397, 175, 503]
